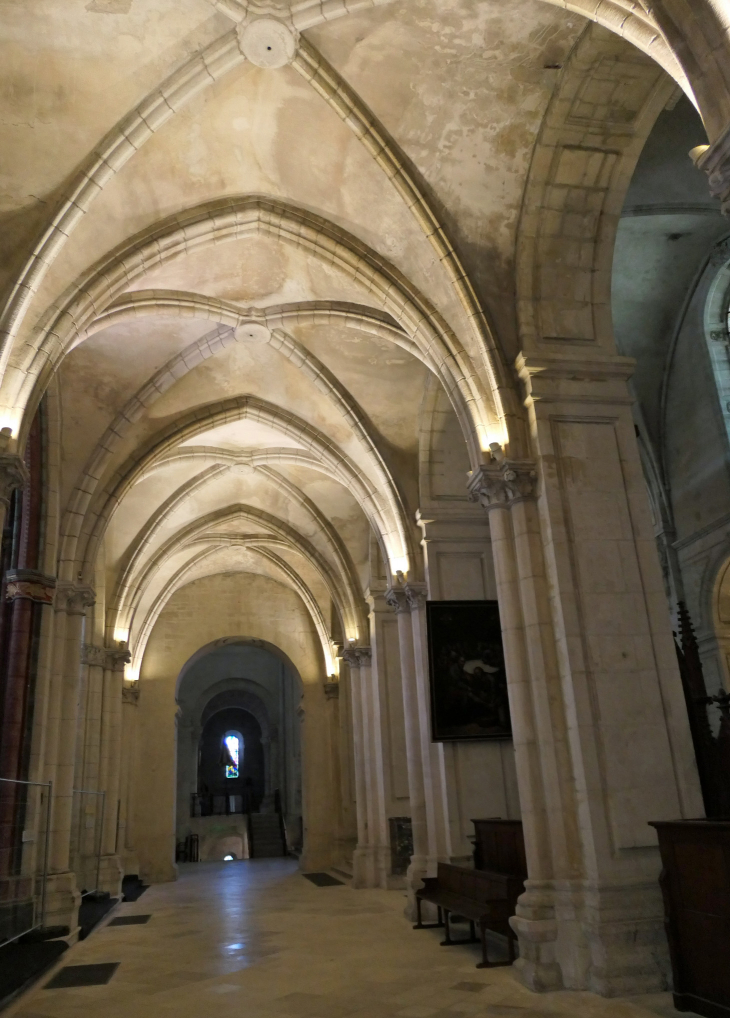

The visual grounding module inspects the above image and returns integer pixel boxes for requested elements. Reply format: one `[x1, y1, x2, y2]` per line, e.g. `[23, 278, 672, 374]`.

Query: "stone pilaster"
[119, 681, 139, 874]
[97, 643, 130, 896]
[43, 582, 95, 933]
[384, 585, 429, 916]
[342, 645, 373, 887]
[467, 352, 704, 995]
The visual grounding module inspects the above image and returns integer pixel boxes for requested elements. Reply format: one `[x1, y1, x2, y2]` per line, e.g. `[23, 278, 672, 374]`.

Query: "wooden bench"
[414, 862, 516, 968]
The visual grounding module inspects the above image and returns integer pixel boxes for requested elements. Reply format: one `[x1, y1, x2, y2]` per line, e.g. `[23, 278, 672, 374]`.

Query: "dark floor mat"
[45, 963, 119, 989]
[121, 876, 148, 902]
[107, 915, 151, 926]
[0, 939, 68, 1010]
[78, 896, 118, 940]
[302, 872, 344, 887]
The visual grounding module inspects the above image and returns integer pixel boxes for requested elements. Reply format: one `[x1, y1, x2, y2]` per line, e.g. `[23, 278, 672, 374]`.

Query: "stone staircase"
[249, 813, 287, 858]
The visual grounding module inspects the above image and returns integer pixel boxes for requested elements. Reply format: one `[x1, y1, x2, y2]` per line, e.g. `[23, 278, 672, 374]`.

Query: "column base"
[513, 878, 671, 996]
[44, 871, 81, 933]
[511, 880, 563, 991]
[555, 879, 671, 996]
[352, 846, 375, 888]
[352, 845, 393, 889]
[404, 854, 428, 922]
[97, 855, 124, 898]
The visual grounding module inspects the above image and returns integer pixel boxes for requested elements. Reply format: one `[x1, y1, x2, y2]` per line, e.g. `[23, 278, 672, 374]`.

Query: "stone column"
[405, 583, 455, 869]
[44, 582, 94, 931]
[322, 681, 345, 867]
[97, 643, 130, 895]
[119, 682, 139, 875]
[367, 586, 411, 888]
[384, 586, 429, 916]
[342, 646, 371, 886]
[359, 644, 391, 889]
[468, 464, 566, 991]
[75, 645, 105, 887]
[468, 353, 704, 995]
[0, 571, 55, 939]
[343, 645, 389, 888]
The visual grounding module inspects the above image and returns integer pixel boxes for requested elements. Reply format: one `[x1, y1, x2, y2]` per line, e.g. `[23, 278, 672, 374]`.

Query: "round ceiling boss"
[238, 18, 297, 69]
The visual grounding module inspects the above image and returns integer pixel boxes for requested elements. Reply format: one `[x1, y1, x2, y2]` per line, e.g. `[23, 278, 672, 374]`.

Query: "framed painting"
[426, 599, 511, 742]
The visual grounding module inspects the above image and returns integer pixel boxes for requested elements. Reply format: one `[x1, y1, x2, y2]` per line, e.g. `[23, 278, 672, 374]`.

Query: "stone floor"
[7, 859, 694, 1018]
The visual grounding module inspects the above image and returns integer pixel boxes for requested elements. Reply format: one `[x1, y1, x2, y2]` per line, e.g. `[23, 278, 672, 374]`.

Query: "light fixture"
[223, 854, 234, 861]
[390, 556, 409, 577]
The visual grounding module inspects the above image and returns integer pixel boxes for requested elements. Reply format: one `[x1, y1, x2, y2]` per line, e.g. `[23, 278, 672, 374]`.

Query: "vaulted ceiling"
[0, 0, 712, 678]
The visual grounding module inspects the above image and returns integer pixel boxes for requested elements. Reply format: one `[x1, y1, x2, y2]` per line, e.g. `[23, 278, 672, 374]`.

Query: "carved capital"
[82, 641, 130, 669]
[55, 581, 96, 615]
[0, 455, 28, 508]
[692, 128, 730, 213]
[122, 682, 140, 705]
[385, 586, 410, 615]
[323, 681, 339, 700]
[81, 644, 107, 667]
[107, 642, 131, 670]
[5, 569, 56, 604]
[341, 645, 371, 667]
[405, 582, 427, 611]
[468, 461, 537, 511]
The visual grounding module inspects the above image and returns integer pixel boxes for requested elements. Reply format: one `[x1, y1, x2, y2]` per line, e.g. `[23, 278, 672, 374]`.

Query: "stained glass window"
[224, 733, 241, 779]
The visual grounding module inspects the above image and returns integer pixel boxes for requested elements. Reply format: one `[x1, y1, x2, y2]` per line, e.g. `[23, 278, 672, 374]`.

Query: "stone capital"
[468, 462, 537, 511]
[692, 126, 730, 213]
[107, 642, 131, 670]
[341, 645, 371, 667]
[385, 586, 410, 615]
[81, 643, 107, 667]
[0, 454, 28, 507]
[404, 582, 427, 611]
[5, 569, 56, 604]
[323, 681, 339, 700]
[55, 581, 96, 615]
[122, 682, 140, 705]
[82, 641, 130, 669]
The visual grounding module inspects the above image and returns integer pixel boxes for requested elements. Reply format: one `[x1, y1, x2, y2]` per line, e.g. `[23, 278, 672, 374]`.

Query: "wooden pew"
[414, 862, 516, 968]
[472, 817, 527, 935]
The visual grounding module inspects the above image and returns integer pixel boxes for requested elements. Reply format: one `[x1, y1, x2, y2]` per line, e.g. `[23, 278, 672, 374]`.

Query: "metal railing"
[0, 777, 52, 947]
[70, 789, 105, 896]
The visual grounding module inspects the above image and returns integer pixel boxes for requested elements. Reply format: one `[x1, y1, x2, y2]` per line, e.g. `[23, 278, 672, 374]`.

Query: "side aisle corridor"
[8, 861, 685, 1018]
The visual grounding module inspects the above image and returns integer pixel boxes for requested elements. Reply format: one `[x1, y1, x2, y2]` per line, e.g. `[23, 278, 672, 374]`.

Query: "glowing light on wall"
[390, 556, 409, 578]
[477, 422, 508, 455]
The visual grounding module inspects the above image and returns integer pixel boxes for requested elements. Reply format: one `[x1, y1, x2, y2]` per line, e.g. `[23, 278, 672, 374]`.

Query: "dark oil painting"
[426, 600, 511, 741]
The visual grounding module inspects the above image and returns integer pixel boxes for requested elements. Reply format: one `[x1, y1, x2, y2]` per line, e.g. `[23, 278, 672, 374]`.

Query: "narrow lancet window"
[223, 732, 242, 779]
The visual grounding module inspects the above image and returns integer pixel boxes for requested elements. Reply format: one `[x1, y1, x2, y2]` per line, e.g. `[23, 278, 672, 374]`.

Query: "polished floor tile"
[6, 860, 696, 1018]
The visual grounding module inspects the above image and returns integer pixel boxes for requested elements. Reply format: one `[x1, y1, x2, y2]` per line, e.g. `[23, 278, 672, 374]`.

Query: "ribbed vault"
[0, 0, 721, 692]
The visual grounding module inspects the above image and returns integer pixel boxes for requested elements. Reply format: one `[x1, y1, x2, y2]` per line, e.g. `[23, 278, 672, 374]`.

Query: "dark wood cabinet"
[650, 820, 730, 1017]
